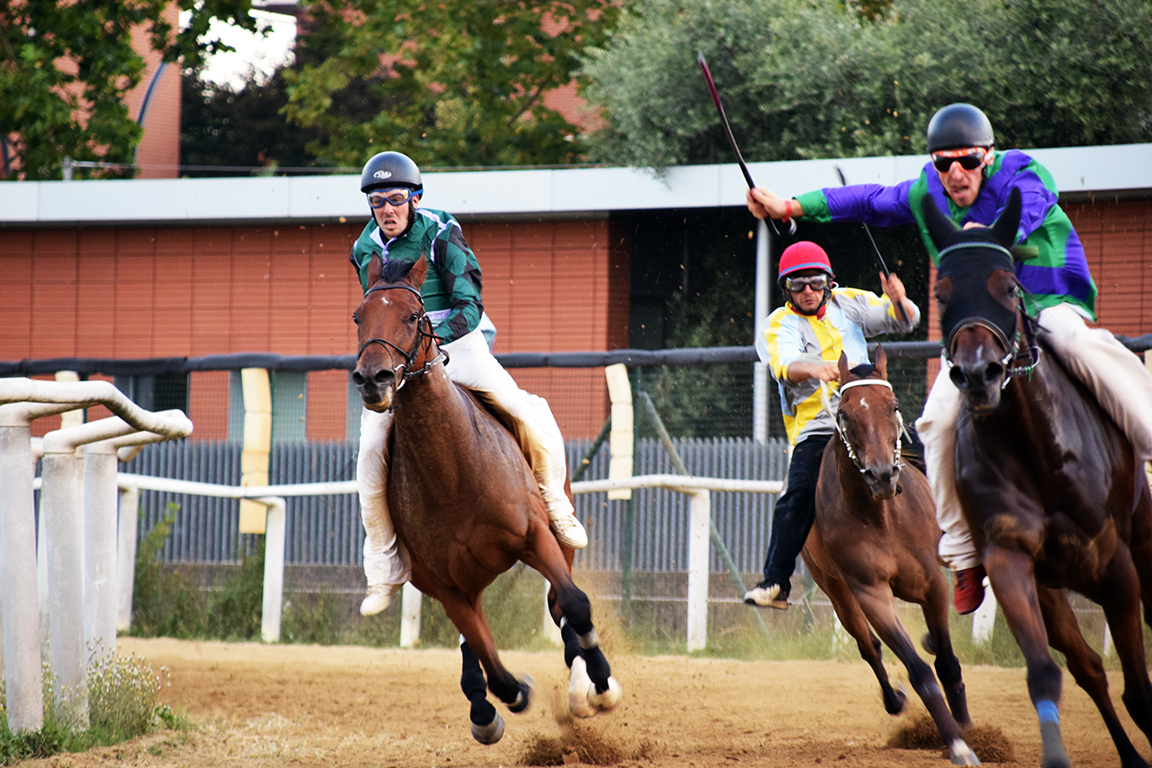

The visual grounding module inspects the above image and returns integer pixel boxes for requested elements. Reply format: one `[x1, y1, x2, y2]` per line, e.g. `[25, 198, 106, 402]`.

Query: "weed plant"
[0, 652, 182, 764]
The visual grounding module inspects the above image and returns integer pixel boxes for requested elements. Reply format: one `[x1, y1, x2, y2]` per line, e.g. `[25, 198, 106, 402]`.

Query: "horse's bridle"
[937, 242, 1041, 386]
[821, 379, 907, 475]
[356, 283, 446, 386]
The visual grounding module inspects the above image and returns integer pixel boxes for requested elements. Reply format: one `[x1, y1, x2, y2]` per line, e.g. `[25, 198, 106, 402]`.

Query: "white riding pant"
[917, 303, 1152, 571]
[358, 326, 572, 587]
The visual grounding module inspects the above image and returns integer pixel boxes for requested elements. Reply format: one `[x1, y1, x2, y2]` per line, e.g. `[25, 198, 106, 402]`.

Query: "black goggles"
[931, 149, 987, 174]
[784, 274, 830, 293]
[367, 187, 420, 208]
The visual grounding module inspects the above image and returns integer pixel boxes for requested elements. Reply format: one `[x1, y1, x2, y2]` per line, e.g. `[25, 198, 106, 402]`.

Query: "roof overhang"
[2, 144, 1149, 228]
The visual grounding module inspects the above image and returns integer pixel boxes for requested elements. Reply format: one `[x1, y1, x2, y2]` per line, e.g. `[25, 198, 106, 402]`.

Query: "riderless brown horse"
[351, 254, 620, 743]
[803, 346, 978, 766]
[923, 188, 1152, 768]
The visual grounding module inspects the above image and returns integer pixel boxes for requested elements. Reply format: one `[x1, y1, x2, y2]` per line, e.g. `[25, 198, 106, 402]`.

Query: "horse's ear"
[920, 193, 958, 250]
[837, 351, 851, 381]
[367, 253, 383, 286]
[990, 187, 1022, 249]
[408, 253, 429, 288]
[873, 344, 888, 380]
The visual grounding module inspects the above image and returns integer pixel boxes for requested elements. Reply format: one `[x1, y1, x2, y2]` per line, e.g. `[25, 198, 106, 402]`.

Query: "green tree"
[579, 0, 1152, 170]
[283, 0, 621, 168]
[0, 0, 258, 180]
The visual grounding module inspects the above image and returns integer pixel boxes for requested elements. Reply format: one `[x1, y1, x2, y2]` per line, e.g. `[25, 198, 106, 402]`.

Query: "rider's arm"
[430, 223, 484, 342]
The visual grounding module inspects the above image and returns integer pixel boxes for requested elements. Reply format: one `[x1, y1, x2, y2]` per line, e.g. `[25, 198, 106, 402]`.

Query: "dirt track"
[15, 637, 1147, 767]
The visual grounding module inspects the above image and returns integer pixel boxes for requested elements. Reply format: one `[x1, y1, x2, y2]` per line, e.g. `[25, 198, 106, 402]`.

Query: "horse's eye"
[409, 313, 420, 324]
[352, 314, 359, 325]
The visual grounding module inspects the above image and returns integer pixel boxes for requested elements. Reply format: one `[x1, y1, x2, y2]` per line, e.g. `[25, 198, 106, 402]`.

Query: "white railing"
[0, 378, 192, 734]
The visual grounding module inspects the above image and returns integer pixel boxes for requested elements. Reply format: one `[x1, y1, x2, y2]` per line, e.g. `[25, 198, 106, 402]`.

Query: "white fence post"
[260, 498, 287, 643]
[399, 583, 423, 648]
[0, 412, 45, 734]
[573, 474, 783, 652]
[686, 490, 711, 652]
[116, 485, 141, 632]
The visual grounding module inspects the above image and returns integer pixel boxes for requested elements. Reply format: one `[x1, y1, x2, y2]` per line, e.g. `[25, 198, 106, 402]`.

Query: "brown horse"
[922, 188, 1152, 768]
[803, 346, 978, 766]
[351, 254, 621, 743]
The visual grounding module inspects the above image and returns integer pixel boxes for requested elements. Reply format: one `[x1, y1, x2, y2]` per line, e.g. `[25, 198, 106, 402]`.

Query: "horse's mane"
[377, 257, 417, 285]
[849, 362, 876, 379]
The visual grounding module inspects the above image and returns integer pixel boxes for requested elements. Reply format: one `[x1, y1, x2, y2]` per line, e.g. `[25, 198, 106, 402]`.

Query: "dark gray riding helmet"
[360, 151, 423, 193]
[926, 104, 995, 152]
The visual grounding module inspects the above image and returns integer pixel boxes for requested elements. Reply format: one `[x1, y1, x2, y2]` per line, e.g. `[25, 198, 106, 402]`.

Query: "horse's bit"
[356, 282, 447, 387]
[821, 379, 907, 475]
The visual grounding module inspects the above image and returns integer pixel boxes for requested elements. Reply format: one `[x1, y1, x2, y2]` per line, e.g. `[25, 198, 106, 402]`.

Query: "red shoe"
[953, 565, 987, 615]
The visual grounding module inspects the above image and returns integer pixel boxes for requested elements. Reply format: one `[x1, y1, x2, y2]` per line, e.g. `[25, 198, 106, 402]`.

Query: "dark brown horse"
[923, 189, 1152, 768]
[351, 254, 620, 743]
[803, 346, 978, 766]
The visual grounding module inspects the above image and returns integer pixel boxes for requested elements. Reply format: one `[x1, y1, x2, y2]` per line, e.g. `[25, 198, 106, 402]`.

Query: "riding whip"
[834, 165, 908, 324]
[697, 52, 796, 235]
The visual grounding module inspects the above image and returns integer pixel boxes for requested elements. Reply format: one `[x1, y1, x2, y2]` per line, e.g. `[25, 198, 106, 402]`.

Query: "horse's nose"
[862, 464, 899, 500]
[352, 364, 395, 396]
[949, 361, 1004, 391]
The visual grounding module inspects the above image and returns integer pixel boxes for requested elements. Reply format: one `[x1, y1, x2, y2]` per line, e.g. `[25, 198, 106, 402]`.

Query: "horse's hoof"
[507, 675, 533, 714]
[471, 712, 505, 745]
[588, 676, 622, 712]
[949, 739, 980, 766]
[568, 656, 597, 718]
[883, 686, 907, 716]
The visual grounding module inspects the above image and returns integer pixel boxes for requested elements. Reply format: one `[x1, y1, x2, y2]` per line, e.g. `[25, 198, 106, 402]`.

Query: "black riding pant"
[761, 432, 832, 592]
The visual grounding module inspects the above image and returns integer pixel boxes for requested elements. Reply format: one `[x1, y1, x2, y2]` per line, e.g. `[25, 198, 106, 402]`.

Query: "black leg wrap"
[460, 642, 487, 700]
[561, 621, 581, 668]
[470, 695, 496, 726]
[582, 644, 613, 693]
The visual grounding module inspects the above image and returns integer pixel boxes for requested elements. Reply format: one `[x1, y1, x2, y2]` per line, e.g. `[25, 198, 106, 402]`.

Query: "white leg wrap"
[357, 407, 410, 587]
[1038, 304, 1152, 460]
[917, 363, 982, 571]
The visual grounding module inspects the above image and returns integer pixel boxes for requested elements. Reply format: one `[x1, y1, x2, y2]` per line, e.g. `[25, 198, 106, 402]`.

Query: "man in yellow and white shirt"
[744, 241, 920, 609]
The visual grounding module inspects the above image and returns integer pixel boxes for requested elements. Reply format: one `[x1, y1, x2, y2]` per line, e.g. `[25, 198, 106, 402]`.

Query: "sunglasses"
[931, 149, 987, 174]
[785, 275, 829, 293]
[367, 187, 420, 208]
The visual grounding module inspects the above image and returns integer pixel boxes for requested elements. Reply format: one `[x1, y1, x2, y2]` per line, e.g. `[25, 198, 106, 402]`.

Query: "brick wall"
[0, 217, 628, 440]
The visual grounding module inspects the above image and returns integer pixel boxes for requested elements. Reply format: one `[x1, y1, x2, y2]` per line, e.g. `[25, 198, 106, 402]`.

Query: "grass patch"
[0, 651, 186, 765]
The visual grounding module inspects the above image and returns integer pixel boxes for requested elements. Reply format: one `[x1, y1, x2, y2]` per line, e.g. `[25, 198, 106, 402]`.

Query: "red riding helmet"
[778, 241, 834, 283]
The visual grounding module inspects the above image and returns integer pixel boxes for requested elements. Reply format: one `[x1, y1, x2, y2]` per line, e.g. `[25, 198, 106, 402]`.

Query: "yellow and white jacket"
[756, 287, 920, 445]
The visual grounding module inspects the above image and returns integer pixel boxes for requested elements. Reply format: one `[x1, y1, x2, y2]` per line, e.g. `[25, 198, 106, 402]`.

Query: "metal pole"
[753, 219, 771, 444]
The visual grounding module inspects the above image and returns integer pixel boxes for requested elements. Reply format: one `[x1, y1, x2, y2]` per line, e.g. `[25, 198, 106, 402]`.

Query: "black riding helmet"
[360, 151, 424, 238]
[360, 151, 423, 193]
[926, 104, 994, 152]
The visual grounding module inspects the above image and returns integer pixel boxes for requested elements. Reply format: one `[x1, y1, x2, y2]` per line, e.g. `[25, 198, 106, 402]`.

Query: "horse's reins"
[820, 379, 907, 475]
[357, 283, 447, 386]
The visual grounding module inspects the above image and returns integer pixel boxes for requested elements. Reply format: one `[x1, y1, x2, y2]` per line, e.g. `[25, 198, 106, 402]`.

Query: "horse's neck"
[999, 345, 1111, 460]
[831, 440, 882, 516]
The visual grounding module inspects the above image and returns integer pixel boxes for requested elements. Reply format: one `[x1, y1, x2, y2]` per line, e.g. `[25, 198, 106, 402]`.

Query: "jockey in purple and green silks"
[792, 150, 1097, 319]
[744, 103, 1152, 619]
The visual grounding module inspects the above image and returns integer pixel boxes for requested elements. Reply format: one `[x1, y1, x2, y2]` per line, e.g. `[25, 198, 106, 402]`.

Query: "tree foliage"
[0, 0, 257, 180]
[580, 0, 1152, 169]
[282, 0, 621, 169]
[181, 66, 326, 176]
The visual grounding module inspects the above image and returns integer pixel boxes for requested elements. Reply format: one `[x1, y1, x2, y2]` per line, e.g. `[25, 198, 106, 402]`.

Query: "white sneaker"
[547, 502, 588, 549]
[742, 582, 789, 610]
[360, 583, 402, 616]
